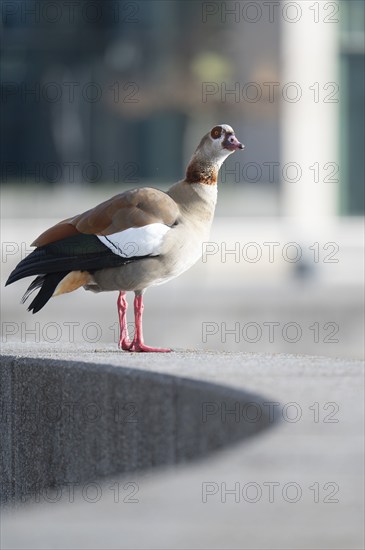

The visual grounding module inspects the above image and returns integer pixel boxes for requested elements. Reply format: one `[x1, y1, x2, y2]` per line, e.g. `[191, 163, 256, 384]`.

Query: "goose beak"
[223, 134, 244, 151]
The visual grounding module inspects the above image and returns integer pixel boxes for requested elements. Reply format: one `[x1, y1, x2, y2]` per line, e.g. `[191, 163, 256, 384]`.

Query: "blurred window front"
[340, 0, 365, 214]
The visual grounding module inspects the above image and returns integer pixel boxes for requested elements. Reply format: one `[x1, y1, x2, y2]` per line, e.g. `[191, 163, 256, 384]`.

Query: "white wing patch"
[97, 223, 171, 258]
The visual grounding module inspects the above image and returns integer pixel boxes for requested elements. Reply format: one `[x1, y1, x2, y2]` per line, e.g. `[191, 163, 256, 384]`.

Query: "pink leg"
[128, 294, 171, 353]
[117, 291, 132, 350]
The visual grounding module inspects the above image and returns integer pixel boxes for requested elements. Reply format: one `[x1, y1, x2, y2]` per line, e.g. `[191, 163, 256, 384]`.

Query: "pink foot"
[128, 341, 171, 353]
[118, 338, 133, 351]
[125, 294, 172, 352]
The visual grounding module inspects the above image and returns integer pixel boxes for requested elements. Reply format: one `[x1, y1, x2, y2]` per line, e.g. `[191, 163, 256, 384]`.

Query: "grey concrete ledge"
[1, 345, 276, 504]
[1, 344, 364, 550]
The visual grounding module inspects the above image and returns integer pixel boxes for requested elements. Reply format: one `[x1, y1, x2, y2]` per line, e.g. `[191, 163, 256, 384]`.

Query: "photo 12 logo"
[3, 480, 140, 505]
[201, 321, 340, 345]
[1, 81, 140, 105]
[1, 1, 140, 25]
[201, 2, 340, 24]
[202, 81, 339, 104]
[201, 481, 340, 504]
[1, 161, 140, 184]
[201, 241, 340, 264]
[201, 401, 340, 424]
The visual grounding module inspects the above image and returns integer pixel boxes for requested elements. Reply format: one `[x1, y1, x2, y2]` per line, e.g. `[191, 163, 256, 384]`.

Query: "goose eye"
[211, 126, 222, 139]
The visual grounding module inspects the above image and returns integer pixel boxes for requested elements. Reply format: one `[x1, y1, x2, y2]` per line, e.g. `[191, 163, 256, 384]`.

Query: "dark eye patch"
[211, 126, 223, 139]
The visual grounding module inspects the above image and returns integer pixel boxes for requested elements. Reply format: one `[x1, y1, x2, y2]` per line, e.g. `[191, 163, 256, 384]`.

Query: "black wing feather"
[6, 233, 149, 286]
[27, 272, 67, 313]
[5, 233, 152, 313]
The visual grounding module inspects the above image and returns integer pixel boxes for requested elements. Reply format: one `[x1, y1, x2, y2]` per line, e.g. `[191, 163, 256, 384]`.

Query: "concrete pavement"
[0, 344, 364, 549]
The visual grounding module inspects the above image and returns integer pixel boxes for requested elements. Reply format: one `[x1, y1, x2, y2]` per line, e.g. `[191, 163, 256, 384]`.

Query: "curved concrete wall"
[0, 353, 273, 504]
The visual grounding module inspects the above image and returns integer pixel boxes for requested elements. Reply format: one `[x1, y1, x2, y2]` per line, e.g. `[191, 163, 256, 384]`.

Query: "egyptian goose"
[6, 124, 244, 352]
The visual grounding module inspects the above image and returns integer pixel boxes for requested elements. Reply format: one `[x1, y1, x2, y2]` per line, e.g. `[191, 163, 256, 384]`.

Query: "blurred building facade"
[1, 0, 364, 215]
